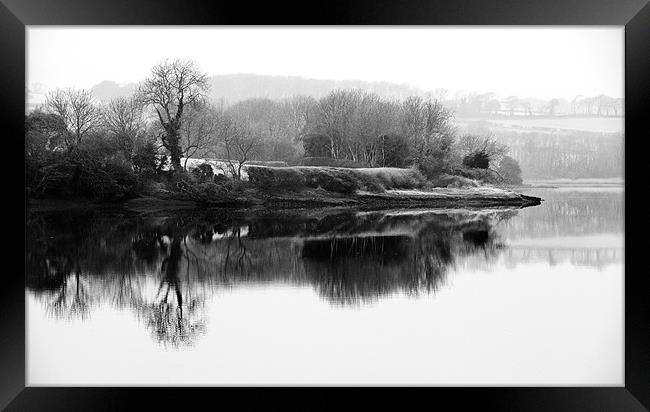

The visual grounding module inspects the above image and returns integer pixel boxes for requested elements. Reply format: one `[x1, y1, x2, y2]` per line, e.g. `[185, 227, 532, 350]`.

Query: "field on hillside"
[458, 116, 623, 134]
[525, 177, 624, 187]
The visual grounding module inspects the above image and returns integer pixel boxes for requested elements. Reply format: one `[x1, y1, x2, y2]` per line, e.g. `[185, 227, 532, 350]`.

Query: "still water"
[26, 187, 624, 385]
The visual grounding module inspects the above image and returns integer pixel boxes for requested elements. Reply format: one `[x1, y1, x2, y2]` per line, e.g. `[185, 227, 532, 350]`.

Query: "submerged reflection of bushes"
[26, 208, 512, 345]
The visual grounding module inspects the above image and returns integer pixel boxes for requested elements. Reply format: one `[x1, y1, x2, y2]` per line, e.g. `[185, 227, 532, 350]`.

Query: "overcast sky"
[27, 26, 623, 100]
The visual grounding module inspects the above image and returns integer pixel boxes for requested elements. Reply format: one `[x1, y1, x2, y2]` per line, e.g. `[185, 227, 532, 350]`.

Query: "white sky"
[27, 26, 624, 100]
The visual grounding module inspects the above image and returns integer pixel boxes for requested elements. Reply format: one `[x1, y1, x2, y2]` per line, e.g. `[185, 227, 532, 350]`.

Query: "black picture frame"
[2, 0, 647, 410]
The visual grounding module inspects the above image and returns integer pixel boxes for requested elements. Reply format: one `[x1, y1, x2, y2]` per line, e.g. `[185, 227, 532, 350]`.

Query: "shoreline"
[27, 187, 543, 213]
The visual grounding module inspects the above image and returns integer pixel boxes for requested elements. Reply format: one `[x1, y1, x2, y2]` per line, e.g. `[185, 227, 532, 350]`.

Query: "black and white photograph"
[24, 26, 625, 387]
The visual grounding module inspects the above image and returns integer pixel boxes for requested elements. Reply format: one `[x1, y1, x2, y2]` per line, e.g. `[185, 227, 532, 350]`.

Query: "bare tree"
[285, 95, 316, 144]
[227, 98, 286, 161]
[350, 93, 399, 165]
[179, 102, 218, 169]
[313, 89, 363, 159]
[103, 96, 146, 155]
[138, 59, 209, 171]
[214, 115, 261, 180]
[45, 88, 102, 148]
[400, 96, 428, 143]
[401, 97, 455, 161]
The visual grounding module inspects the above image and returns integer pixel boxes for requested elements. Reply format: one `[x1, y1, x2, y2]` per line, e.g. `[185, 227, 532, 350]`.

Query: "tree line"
[445, 92, 624, 117]
[25, 59, 524, 201]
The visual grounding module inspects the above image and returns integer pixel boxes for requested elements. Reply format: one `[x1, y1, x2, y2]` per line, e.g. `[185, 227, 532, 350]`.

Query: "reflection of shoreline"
[499, 189, 623, 241]
[26, 208, 509, 345]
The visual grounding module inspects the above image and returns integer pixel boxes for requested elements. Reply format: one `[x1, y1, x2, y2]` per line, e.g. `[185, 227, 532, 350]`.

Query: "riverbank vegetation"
[25, 59, 527, 206]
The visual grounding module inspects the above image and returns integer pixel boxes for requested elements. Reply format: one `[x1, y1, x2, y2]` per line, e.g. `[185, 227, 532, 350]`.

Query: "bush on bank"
[246, 165, 426, 194]
[27, 149, 140, 202]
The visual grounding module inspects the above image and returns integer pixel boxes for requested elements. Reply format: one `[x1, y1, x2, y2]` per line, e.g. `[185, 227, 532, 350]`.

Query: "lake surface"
[26, 186, 624, 385]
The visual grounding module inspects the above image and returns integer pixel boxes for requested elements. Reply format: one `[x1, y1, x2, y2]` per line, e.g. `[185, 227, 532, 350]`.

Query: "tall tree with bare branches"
[45, 88, 102, 149]
[179, 102, 218, 169]
[138, 59, 209, 171]
[212, 113, 262, 180]
[103, 96, 147, 155]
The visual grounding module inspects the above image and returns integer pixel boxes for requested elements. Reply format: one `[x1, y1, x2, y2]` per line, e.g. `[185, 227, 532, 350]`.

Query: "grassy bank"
[246, 165, 427, 194]
[28, 165, 543, 212]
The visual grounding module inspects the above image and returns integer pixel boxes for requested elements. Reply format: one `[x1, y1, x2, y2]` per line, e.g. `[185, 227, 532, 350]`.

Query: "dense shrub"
[213, 174, 229, 184]
[27, 151, 139, 201]
[163, 169, 197, 192]
[354, 168, 426, 190]
[190, 163, 215, 183]
[25, 111, 67, 155]
[413, 133, 457, 180]
[82, 133, 124, 161]
[462, 150, 491, 169]
[132, 141, 164, 176]
[302, 134, 332, 158]
[496, 156, 523, 185]
[431, 174, 481, 188]
[247, 166, 307, 192]
[79, 160, 139, 201]
[300, 167, 363, 194]
[188, 182, 224, 201]
[380, 133, 411, 168]
[27, 154, 77, 198]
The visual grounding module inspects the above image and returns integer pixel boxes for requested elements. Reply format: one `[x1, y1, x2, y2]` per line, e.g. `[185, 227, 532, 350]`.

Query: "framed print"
[2, 0, 648, 410]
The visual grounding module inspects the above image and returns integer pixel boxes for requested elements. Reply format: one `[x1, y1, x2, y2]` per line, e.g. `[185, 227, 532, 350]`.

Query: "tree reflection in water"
[26, 207, 514, 346]
[133, 237, 207, 348]
[47, 261, 93, 320]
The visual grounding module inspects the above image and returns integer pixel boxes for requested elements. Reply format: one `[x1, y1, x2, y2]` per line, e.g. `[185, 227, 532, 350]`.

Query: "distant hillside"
[207, 74, 427, 102]
[85, 74, 427, 103]
[91, 80, 136, 101]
